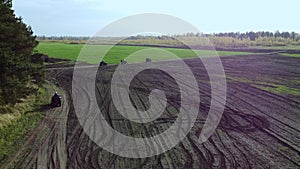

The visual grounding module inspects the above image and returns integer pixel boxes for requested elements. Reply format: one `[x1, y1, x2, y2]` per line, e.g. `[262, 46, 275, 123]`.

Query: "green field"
[258, 45, 300, 50]
[279, 53, 300, 57]
[36, 42, 253, 64]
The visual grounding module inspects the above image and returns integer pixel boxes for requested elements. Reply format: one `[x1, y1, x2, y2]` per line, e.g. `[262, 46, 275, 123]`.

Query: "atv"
[51, 93, 62, 107]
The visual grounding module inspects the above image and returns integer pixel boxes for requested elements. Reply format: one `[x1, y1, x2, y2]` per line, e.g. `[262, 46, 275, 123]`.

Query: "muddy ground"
[2, 53, 300, 169]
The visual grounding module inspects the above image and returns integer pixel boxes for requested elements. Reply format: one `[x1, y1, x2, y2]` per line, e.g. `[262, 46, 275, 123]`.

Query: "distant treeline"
[211, 31, 300, 41]
[208, 31, 300, 47]
[37, 31, 300, 48]
[38, 36, 89, 44]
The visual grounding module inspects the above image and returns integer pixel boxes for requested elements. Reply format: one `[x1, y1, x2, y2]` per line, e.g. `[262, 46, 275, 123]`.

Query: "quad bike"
[51, 93, 62, 107]
[100, 61, 108, 66]
[146, 57, 152, 62]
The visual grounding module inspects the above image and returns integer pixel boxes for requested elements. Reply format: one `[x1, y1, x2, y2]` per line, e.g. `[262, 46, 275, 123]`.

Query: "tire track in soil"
[64, 55, 300, 168]
[2, 54, 300, 168]
[0, 73, 69, 169]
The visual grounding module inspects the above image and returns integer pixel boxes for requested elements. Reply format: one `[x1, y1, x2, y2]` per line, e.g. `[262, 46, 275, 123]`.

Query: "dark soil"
[3, 53, 300, 169]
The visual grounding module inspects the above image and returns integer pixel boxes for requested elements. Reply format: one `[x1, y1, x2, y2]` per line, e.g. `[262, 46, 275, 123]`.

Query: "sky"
[12, 0, 300, 36]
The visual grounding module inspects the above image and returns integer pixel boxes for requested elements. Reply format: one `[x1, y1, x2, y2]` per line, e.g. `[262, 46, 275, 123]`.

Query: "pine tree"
[0, 0, 44, 105]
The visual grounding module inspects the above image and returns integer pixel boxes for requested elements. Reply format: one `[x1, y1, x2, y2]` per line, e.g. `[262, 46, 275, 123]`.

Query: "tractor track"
[0, 72, 69, 169]
[1, 53, 300, 168]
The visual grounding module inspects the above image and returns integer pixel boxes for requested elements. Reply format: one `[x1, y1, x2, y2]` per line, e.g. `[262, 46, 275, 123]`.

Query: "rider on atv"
[51, 92, 62, 107]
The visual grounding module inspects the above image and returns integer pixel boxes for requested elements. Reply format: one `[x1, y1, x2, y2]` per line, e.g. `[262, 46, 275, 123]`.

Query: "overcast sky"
[13, 0, 300, 36]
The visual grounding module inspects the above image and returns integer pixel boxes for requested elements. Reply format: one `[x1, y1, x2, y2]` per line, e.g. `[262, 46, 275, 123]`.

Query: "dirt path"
[36, 85, 69, 169]
[0, 80, 69, 169]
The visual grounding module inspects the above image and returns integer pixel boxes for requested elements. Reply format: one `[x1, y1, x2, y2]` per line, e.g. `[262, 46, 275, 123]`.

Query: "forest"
[37, 31, 300, 48]
[0, 0, 44, 105]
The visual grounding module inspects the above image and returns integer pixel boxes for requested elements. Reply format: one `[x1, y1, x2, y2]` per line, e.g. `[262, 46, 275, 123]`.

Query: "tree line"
[176, 31, 300, 47]
[0, 0, 44, 106]
[38, 31, 300, 48]
[211, 31, 300, 41]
